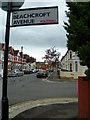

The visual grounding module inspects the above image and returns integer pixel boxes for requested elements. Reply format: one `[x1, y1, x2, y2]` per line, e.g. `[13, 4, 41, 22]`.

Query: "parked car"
[24, 70, 32, 74]
[36, 70, 48, 78]
[8, 69, 23, 77]
[0, 74, 1, 80]
[32, 69, 38, 73]
[49, 68, 54, 72]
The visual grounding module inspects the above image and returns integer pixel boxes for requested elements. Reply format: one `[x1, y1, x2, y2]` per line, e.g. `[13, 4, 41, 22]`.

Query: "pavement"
[11, 99, 78, 119]
[0, 69, 78, 119]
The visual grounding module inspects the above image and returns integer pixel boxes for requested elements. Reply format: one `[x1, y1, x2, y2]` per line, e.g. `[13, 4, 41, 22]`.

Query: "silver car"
[8, 69, 23, 77]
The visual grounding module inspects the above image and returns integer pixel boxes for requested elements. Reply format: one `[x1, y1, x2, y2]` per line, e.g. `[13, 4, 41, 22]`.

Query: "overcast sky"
[0, 0, 68, 62]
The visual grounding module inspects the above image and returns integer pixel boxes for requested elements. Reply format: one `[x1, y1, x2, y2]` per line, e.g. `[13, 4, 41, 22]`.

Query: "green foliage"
[85, 69, 90, 79]
[79, 42, 90, 68]
[64, 2, 90, 78]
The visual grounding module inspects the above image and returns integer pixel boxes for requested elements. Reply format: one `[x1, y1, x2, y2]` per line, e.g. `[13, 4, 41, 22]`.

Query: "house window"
[75, 61, 78, 72]
[9, 64, 11, 70]
[75, 51, 78, 55]
[2, 63, 4, 69]
[70, 51, 72, 59]
[10, 55, 11, 61]
[70, 63, 72, 71]
[15, 56, 17, 61]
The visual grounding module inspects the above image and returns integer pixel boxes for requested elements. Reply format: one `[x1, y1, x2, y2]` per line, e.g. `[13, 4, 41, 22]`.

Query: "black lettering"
[13, 20, 20, 25]
[35, 13, 39, 17]
[19, 15, 24, 19]
[20, 20, 23, 24]
[24, 14, 29, 18]
[22, 19, 34, 24]
[23, 19, 29, 24]
[29, 14, 32, 18]
[13, 12, 51, 20]
[32, 13, 36, 18]
[13, 19, 34, 25]
[29, 13, 36, 18]
[39, 13, 43, 17]
[13, 15, 19, 19]
[47, 12, 50, 17]
[42, 13, 46, 17]
[30, 19, 34, 23]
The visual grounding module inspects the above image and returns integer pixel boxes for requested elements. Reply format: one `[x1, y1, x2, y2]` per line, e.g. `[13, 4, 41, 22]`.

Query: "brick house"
[8, 47, 25, 72]
[0, 43, 36, 76]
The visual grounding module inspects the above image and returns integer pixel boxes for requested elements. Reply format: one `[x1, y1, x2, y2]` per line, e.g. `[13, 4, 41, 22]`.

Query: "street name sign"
[12, 6, 58, 27]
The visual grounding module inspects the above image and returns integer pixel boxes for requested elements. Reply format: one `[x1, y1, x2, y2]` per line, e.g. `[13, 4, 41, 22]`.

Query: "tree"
[42, 46, 60, 66]
[64, 2, 90, 78]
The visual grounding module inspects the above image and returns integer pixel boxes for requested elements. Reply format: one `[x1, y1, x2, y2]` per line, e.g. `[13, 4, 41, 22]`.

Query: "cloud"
[10, 24, 67, 49]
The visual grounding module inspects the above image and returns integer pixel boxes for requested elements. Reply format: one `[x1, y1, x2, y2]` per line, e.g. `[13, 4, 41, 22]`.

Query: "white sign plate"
[12, 6, 58, 27]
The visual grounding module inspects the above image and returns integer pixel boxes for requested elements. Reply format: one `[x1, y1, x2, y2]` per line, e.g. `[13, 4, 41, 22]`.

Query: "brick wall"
[78, 76, 90, 118]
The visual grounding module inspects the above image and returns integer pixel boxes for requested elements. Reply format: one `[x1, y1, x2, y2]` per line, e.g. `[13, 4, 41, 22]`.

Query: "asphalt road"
[7, 73, 78, 105]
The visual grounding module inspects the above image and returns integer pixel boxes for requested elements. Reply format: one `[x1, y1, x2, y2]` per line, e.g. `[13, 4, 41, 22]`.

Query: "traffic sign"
[12, 6, 58, 27]
[0, 0, 25, 11]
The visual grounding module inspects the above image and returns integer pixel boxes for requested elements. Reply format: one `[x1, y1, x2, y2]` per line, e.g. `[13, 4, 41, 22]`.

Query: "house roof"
[0, 43, 5, 51]
[23, 54, 36, 63]
[23, 54, 29, 59]
[60, 50, 68, 62]
[9, 46, 14, 55]
[14, 50, 19, 56]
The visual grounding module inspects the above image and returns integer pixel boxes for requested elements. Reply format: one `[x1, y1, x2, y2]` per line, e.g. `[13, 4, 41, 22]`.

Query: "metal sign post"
[0, 1, 25, 119]
[1, 2, 11, 120]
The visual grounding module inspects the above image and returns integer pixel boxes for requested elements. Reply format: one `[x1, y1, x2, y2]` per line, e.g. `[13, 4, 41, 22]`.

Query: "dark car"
[36, 70, 48, 78]
[24, 70, 33, 74]
[0, 74, 1, 80]
[47, 68, 54, 72]
[8, 69, 23, 77]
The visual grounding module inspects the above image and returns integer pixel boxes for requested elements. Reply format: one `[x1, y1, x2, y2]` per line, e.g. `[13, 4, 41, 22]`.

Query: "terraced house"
[0, 43, 36, 77]
[8, 47, 24, 72]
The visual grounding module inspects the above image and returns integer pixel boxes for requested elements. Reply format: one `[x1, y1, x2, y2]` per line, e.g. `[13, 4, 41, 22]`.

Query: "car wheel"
[16, 74, 18, 77]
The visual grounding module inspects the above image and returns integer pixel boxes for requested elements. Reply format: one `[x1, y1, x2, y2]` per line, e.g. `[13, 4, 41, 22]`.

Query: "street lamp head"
[0, 0, 25, 11]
